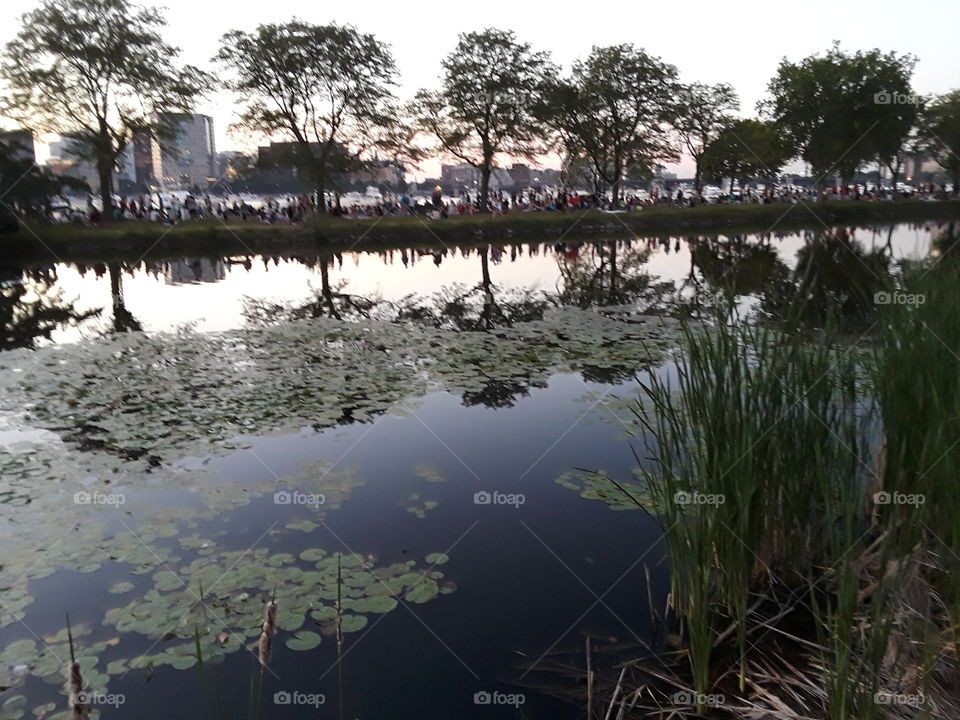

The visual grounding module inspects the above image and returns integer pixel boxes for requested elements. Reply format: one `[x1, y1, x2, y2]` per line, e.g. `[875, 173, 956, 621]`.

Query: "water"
[0, 221, 952, 719]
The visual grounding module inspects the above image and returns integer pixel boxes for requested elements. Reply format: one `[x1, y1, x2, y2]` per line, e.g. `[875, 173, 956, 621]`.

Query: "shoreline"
[4, 199, 959, 263]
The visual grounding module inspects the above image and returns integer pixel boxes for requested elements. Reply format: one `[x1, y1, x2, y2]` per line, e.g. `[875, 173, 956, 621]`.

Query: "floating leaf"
[285, 631, 322, 651]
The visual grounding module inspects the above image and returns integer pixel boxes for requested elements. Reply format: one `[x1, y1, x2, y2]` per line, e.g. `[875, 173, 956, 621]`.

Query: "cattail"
[257, 595, 277, 666]
[65, 615, 90, 720]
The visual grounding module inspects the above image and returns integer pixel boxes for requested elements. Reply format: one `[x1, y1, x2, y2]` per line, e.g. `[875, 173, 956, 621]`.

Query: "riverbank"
[4, 199, 959, 262]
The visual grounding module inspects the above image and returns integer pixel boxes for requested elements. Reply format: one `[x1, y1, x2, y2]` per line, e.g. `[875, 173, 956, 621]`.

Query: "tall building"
[133, 129, 163, 187]
[156, 113, 216, 189]
[0, 129, 36, 164]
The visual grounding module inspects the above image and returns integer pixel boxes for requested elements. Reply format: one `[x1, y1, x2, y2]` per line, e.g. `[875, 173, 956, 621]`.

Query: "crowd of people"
[60, 180, 954, 227]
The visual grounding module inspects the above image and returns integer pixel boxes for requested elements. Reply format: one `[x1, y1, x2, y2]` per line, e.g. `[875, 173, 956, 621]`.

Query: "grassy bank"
[4, 199, 959, 263]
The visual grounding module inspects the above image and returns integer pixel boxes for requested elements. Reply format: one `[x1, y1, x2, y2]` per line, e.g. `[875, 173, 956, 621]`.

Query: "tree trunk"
[610, 176, 620, 208]
[694, 160, 702, 195]
[953, 168, 959, 198]
[478, 165, 492, 213]
[608, 241, 618, 304]
[99, 163, 113, 220]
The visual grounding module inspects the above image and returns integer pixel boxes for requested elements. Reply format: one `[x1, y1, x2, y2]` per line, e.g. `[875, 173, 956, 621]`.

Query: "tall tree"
[538, 45, 678, 205]
[920, 90, 960, 195]
[672, 82, 739, 193]
[1, 0, 208, 217]
[412, 28, 553, 212]
[700, 119, 793, 190]
[217, 21, 399, 210]
[764, 43, 917, 197]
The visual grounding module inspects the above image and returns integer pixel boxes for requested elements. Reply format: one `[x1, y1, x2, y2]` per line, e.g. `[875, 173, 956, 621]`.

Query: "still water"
[0, 221, 950, 720]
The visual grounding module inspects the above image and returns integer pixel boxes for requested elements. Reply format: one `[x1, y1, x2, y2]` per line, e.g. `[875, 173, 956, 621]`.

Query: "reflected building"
[164, 258, 226, 285]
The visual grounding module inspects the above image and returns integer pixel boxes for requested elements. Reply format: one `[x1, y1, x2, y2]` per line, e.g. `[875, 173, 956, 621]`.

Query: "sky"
[2, 0, 959, 177]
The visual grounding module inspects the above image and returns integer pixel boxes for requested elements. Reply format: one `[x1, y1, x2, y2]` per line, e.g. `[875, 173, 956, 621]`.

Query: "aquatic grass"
[623, 254, 960, 717]
[633, 303, 873, 707]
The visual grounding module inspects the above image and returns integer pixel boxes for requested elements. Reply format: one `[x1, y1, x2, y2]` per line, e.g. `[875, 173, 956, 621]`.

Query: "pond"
[0, 220, 953, 719]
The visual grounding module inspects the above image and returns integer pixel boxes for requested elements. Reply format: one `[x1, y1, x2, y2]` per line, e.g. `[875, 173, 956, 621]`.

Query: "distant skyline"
[2, 0, 958, 178]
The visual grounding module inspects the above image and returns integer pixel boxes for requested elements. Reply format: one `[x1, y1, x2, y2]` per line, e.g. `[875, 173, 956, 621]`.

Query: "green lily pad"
[339, 614, 368, 633]
[404, 578, 440, 604]
[285, 630, 322, 651]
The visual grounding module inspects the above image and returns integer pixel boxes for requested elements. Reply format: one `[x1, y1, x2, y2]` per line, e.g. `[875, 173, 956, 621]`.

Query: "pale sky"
[2, 0, 958, 176]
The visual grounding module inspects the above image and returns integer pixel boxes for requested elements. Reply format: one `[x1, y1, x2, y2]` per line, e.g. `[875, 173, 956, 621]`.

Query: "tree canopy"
[764, 43, 917, 194]
[672, 82, 739, 192]
[1, 0, 208, 215]
[412, 28, 554, 212]
[538, 44, 678, 204]
[920, 90, 960, 194]
[701, 119, 793, 188]
[216, 21, 400, 206]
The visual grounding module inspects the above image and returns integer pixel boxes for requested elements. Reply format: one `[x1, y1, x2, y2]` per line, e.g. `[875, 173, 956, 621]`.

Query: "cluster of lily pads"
[0, 304, 679, 714]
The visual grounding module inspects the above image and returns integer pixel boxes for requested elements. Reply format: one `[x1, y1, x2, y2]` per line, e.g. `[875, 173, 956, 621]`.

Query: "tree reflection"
[108, 262, 143, 333]
[553, 241, 672, 309]
[0, 266, 101, 350]
[759, 229, 890, 329]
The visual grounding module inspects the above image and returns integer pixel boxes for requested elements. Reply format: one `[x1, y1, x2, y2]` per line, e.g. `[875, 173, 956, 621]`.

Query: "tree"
[217, 21, 399, 210]
[700, 119, 793, 190]
[920, 90, 960, 195]
[538, 45, 678, 204]
[412, 28, 553, 212]
[672, 82, 739, 193]
[764, 44, 917, 196]
[1, 0, 208, 217]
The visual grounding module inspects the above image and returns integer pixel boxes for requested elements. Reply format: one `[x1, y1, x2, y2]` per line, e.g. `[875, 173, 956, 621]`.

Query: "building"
[156, 113, 216, 189]
[46, 133, 135, 191]
[133, 129, 163, 187]
[440, 163, 479, 190]
[346, 159, 405, 188]
[0, 129, 36, 164]
[508, 163, 531, 187]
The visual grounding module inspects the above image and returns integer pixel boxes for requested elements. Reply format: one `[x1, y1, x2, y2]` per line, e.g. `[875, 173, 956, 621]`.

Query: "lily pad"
[285, 630, 322, 651]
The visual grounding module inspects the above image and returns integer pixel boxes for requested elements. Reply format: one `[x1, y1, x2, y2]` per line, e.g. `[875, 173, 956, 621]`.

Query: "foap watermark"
[674, 490, 725, 506]
[473, 691, 525, 707]
[75, 691, 125, 707]
[273, 490, 325, 507]
[273, 691, 326, 707]
[873, 491, 925, 507]
[74, 491, 125, 507]
[672, 690, 725, 707]
[875, 690, 926, 708]
[471, 91, 534, 108]
[473, 490, 525, 508]
[874, 291, 925, 306]
[874, 91, 923, 106]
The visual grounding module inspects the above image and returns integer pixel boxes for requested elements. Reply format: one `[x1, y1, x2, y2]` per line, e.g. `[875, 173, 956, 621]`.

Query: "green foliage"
[671, 82, 739, 190]
[216, 21, 400, 202]
[412, 28, 554, 211]
[764, 43, 917, 189]
[700, 118, 793, 185]
[920, 90, 960, 191]
[0, 0, 208, 214]
[538, 44, 678, 201]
